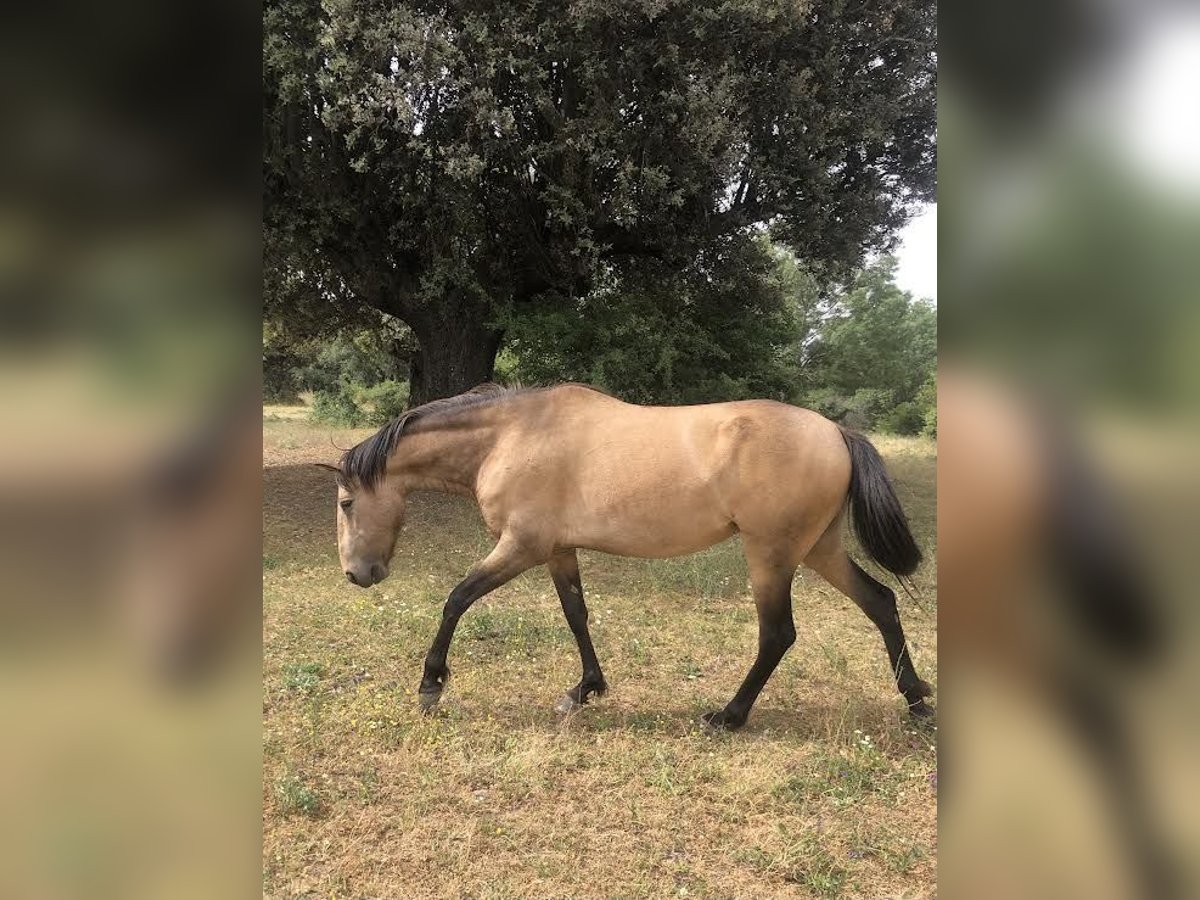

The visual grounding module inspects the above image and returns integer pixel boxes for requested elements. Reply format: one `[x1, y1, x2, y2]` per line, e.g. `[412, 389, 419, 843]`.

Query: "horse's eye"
[339, 498, 353, 511]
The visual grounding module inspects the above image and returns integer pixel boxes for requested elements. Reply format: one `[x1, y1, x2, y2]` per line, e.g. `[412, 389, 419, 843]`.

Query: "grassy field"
[263, 407, 937, 898]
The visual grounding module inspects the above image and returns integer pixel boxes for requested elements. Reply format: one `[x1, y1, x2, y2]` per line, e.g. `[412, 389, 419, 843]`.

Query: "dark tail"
[839, 428, 922, 578]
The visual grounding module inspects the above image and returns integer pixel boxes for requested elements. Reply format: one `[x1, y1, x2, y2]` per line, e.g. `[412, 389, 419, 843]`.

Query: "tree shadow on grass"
[264, 463, 486, 564]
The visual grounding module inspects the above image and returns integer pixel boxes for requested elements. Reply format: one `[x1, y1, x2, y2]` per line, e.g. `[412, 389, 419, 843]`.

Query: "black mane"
[337, 383, 512, 489]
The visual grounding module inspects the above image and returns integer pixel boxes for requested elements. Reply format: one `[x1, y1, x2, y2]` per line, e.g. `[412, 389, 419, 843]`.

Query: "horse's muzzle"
[345, 563, 388, 588]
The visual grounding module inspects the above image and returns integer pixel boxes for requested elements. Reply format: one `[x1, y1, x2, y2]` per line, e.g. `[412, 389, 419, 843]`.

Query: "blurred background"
[940, 0, 1200, 896]
[0, 1, 260, 897]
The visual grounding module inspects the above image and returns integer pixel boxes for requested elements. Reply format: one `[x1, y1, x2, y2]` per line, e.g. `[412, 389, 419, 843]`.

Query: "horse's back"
[477, 388, 850, 558]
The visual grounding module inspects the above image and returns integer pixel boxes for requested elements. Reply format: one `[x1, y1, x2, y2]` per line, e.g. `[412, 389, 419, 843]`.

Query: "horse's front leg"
[547, 549, 608, 713]
[418, 536, 539, 711]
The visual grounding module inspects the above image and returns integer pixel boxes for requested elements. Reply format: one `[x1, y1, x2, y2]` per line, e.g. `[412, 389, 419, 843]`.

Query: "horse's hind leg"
[547, 549, 608, 713]
[703, 542, 797, 731]
[804, 522, 933, 715]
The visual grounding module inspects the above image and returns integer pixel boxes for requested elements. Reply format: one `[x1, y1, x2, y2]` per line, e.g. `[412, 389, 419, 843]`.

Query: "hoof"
[700, 709, 746, 733]
[555, 678, 608, 715]
[418, 687, 443, 713]
[908, 698, 935, 719]
[554, 694, 583, 716]
[418, 667, 449, 713]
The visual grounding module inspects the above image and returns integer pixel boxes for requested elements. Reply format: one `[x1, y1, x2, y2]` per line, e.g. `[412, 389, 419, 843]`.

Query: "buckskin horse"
[318, 383, 932, 729]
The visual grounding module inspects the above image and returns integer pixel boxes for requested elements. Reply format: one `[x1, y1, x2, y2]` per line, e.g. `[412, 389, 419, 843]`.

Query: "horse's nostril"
[345, 570, 359, 586]
[370, 563, 387, 583]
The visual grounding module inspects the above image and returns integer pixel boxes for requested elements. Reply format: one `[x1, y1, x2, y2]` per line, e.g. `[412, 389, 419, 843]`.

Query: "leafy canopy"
[264, 0, 936, 400]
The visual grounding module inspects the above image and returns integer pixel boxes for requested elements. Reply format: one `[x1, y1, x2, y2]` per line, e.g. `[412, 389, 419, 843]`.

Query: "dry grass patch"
[264, 409, 937, 898]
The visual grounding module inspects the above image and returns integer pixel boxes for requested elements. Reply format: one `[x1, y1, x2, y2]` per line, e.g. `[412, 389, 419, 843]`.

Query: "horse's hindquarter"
[478, 391, 849, 560]
[710, 402, 851, 548]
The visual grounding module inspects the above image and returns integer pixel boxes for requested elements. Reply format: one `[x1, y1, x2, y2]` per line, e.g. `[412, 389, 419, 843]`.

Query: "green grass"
[281, 662, 324, 693]
[274, 774, 321, 818]
[776, 733, 897, 808]
[262, 407, 937, 898]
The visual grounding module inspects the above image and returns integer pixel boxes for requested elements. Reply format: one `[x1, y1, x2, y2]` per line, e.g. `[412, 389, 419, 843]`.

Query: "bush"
[916, 374, 937, 437]
[804, 387, 895, 431]
[879, 400, 925, 435]
[309, 388, 365, 427]
[290, 327, 410, 396]
[309, 380, 411, 427]
[353, 380, 409, 425]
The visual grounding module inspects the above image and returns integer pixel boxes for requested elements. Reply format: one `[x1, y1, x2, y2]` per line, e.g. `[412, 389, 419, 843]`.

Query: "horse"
[317, 382, 933, 729]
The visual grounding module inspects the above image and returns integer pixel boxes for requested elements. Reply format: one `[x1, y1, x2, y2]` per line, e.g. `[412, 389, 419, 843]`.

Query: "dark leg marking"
[703, 567, 797, 731]
[845, 559, 933, 715]
[548, 550, 607, 713]
[418, 542, 534, 711]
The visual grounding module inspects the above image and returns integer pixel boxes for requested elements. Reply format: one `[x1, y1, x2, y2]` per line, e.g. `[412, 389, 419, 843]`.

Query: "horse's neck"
[387, 416, 497, 497]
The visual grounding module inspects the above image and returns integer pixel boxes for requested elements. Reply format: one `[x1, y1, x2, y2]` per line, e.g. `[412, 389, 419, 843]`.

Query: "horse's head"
[318, 464, 405, 588]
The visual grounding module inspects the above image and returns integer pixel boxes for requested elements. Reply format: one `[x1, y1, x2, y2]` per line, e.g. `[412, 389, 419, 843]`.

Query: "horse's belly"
[569, 506, 735, 559]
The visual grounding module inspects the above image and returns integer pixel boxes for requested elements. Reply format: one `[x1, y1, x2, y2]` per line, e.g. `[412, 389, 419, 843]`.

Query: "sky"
[893, 202, 937, 303]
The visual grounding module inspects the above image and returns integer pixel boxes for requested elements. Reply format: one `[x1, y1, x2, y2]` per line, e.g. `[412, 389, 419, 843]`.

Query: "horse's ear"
[313, 463, 339, 474]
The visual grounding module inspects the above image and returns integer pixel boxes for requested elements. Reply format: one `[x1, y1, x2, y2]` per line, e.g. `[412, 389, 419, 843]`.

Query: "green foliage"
[805, 386, 896, 431]
[492, 348, 522, 385]
[309, 380, 410, 427]
[264, 0, 936, 399]
[264, 349, 303, 404]
[294, 328, 409, 395]
[263, 319, 304, 403]
[879, 400, 926, 436]
[269, 318, 414, 425]
[282, 662, 324, 693]
[265, 315, 413, 406]
[275, 775, 320, 818]
[353, 380, 410, 425]
[916, 374, 937, 437]
[503, 236, 802, 404]
[286, 247, 934, 436]
[798, 257, 936, 432]
[310, 389, 366, 427]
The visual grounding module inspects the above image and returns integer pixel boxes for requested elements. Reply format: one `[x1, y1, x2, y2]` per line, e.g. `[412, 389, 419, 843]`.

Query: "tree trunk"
[407, 313, 503, 408]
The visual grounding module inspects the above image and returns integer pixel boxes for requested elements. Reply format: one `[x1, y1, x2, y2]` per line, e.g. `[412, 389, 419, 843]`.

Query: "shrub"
[879, 400, 925, 435]
[352, 380, 409, 425]
[916, 373, 937, 437]
[802, 387, 849, 421]
[804, 387, 895, 430]
[309, 388, 365, 427]
[291, 328, 410, 396]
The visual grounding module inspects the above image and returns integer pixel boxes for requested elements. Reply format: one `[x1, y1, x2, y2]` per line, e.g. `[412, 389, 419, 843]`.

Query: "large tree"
[264, 0, 935, 404]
